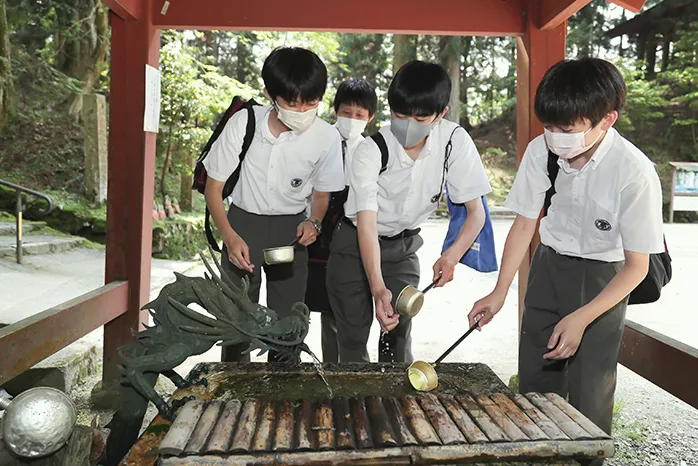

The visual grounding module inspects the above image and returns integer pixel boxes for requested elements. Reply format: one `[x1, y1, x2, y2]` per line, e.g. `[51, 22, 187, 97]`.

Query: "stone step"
[0, 234, 85, 257]
[0, 221, 46, 236]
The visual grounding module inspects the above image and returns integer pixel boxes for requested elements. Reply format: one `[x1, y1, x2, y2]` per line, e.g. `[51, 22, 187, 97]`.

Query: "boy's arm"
[297, 190, 330, 246]
[357, 210, 397, 332]
[468, 214, 538, 328]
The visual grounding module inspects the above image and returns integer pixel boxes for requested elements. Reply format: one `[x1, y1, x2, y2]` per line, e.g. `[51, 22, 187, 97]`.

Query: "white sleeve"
[446, 128, 492, 203]
[619, 171, 665, 254]
[349, 138, 382, 212]
[201, 109, 248, 182]
[504, 141, 551, 219]
[310, 130, 345, 192]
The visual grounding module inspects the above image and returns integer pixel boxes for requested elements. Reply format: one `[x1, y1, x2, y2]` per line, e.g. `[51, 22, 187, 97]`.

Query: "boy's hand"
[224, 233, 254, 273]
[468, 291, 506, 330]
[297, 221, 318, 246]
[544, 312, 589, 360]
[373, 287, 398, 332]
[432, 251, 459, 287]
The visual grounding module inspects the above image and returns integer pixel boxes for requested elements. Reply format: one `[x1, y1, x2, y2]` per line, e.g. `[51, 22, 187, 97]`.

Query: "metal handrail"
[0, 180, 53, 264]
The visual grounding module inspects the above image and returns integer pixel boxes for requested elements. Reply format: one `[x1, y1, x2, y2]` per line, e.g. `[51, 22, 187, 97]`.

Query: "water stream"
[307, 350, 334, 399]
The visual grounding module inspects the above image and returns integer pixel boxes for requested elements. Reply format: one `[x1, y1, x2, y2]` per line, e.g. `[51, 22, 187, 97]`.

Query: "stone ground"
[1, 218, 697, 465]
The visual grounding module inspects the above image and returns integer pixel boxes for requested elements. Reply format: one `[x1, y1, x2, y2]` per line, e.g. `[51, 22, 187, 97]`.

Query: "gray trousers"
[321, 312, 339, 363]
[220, 204, 308, 363]
[326, 219, 422, 363]
[520, 244, 627, 445]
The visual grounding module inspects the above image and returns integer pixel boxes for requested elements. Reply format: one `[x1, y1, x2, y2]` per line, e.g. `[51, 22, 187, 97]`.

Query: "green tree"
[0, 0, 13, 130]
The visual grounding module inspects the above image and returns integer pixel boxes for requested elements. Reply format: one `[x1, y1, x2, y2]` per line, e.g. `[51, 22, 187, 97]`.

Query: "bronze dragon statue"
[116, 247, 312, 420]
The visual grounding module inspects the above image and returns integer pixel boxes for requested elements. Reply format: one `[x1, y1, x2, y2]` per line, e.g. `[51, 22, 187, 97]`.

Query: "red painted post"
[515, 0, 567, 335]
[103, 1, 159, 386]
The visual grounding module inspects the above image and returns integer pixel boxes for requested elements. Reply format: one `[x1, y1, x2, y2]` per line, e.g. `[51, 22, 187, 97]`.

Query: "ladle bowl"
[407, 360, 438, 391]
[395, 286, 425, 318]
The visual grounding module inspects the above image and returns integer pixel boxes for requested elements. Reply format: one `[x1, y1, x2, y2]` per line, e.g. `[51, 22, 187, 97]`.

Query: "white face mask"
[544, 126, 605, 160]
[335, 116, 368, 140]
[275, 103, 317, 134]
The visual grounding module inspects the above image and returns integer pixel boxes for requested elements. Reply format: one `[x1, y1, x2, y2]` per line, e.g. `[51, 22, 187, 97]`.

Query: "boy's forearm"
[493, 215, 538, 296]
[356, 211, 385, 293]
[204, 180, 237, 239]
[575, 252, 649, 324]
[310, 190, 330, 222]
[444, 200, 485, 259]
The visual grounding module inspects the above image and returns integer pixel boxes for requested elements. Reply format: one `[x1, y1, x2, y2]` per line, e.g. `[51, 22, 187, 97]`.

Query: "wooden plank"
[350, 397, 373, 449]
[314, 399, 335, 450]
[545, 393, 610, 439]
[417, 394, 467, 445]
[205, 400, 241, 453]
[438, 394, 488, 444]
[456, 394, 509, 442]
[490, 394, 548, 441]
[273, 400, 295, 452]
[526, 393, 591, 440]
[160, 439, 615, 465]
[297, 399, 314, 450]
[619, 319, 698, 410]
[539, 0, 591, 30]
[159, 400, 205, 456]
[365, 396, 398, 447]
[609, 0, 646, 12]
[512, 394, 568, 440]
[230, 399, 259, 452]
[252, 400, 276, 451]
[475, 395, 528, 441]
[332, 397, 356, 450]
[0, 282, 128, 385]
[184, 400, 222, 455]
[384, 397, 418, 446]
[152, 0, 525, 36]
[101, 0, 141, 21]
[399, 396, 441, 445]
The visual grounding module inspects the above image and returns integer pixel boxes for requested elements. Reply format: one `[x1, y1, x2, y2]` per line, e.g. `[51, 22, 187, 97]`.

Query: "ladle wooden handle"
[433, 321, 480, 365]
[421, 276, 441, 294]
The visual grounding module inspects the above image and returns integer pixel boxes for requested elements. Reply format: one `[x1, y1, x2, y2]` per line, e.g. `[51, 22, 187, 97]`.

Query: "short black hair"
[262, 47, 327, 103]
[333, 79, 378, 116]
[388, 61, 451, 117]
[534, 58, 627, 127]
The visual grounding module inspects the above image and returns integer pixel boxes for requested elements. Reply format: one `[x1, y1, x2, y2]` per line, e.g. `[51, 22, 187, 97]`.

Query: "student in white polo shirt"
[305, 78, 377, 363]
[204, 47, 345, 363]
[468, 58, 664, 445]
[327, 61, 492, 363]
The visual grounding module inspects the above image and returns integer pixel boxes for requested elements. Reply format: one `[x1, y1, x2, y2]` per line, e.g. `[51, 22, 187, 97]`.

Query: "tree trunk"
[0, 0, 14, 131]
[646, 33, 658, 80]
[393, 35, 417, 75]
[179, 148, 194, 212]
[160, 135, 175, 200]
[460, 37, 473, 130]
[438, 36, 461, 123]
[235, 32, 257, 84]
[57, 0, 110, 120]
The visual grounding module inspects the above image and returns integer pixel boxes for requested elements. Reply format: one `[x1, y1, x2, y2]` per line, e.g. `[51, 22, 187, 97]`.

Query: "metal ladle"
[263, 238, 298, 265]
[407, 321, 480, 392]
[394, 276, 441, 318]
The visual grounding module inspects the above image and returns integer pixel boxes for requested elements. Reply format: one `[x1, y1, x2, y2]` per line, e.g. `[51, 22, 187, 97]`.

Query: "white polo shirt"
[345, 120, 492, 237]
[204, 105, 345, 215]
[336, 126, 364, 186]
[505, 128, 664, 262]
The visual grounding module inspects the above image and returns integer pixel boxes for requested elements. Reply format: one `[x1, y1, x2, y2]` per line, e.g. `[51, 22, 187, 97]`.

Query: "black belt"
[342, 216, 421, 241]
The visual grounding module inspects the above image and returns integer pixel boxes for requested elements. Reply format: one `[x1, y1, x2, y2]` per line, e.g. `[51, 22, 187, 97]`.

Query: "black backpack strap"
[543, 150, 560, 217]
[370, 133, 389, 174]
[204, 101, 257, 252]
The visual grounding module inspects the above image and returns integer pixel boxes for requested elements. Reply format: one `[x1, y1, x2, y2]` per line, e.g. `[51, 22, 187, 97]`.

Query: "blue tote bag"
[441, 188, 498, 273]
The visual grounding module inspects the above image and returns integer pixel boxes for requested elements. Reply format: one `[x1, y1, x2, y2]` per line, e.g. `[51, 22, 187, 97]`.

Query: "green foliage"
[614, 58, 670, 134]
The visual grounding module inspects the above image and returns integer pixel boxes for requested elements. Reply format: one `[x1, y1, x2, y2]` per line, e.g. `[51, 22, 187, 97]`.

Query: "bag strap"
[370, 133, 389, 174]
[543, 150, 560, 217]
[205, 101, 257, 252]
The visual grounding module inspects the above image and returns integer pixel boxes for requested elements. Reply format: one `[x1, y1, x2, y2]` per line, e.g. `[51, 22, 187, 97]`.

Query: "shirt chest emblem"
[595, 219, 612, 231]
[290, 178, 303, 188]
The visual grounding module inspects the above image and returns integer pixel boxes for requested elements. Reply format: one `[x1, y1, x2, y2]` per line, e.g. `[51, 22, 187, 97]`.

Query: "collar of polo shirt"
[559, 127, 616, 173]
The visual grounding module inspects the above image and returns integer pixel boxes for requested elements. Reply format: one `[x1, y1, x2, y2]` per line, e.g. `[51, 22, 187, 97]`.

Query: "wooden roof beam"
[539, 0, 592, 31]
[102, 0, 141, 21]
[609, 0, 646, 13]
[152, 0, 525, 36]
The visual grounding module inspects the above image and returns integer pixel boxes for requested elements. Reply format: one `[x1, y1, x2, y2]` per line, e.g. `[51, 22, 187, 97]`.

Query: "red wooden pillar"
[515, 0, 566, 334]
[103, 1, 159, 385]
